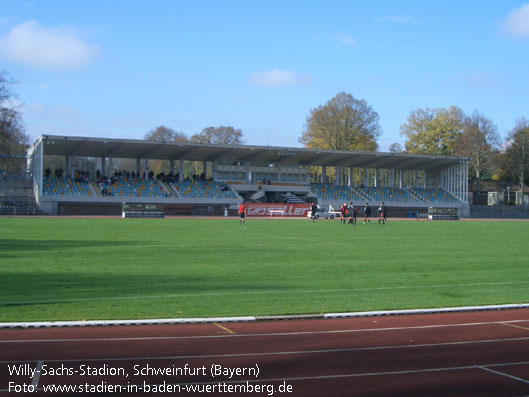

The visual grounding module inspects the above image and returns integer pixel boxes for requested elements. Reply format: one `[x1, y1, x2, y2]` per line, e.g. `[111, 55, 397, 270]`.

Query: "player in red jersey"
[238, 202, 246, 225]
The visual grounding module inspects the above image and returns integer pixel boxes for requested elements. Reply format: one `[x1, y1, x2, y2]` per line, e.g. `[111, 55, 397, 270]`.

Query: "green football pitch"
[0, 217, 528, 322]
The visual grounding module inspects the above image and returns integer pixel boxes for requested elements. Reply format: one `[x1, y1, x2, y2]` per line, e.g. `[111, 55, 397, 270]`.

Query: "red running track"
[1, 309, 529, 396]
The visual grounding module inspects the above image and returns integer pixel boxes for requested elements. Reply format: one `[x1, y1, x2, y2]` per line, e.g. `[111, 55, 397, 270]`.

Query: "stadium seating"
[100, 178, 170, 199]
[170, 180, 238, 199]
[411, 187, 460, 204]
[311, 184, 461, 205]
[43, 177, 96, 196]
[357, 187, 417, 204]
[310, 183, 365, 202]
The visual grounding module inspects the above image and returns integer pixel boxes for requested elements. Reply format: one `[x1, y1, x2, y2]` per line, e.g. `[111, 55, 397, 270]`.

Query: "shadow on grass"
[0, 239, 139, 258]
[0, 270, 293, 307]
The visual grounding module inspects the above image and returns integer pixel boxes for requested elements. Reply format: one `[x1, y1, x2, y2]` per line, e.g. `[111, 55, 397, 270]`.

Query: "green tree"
[190, 126, 244, 145]
[299, 92, 381, 151]
[400, 106, 465, 155]
[499, 118, 529, 193]
[455, 111, 499, 202]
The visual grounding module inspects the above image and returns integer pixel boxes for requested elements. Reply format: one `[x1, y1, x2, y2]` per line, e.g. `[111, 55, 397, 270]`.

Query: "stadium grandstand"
[22, 134, 470, 217]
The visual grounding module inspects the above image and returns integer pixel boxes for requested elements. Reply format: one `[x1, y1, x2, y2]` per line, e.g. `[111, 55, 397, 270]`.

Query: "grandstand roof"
[35, 134, 470, 170]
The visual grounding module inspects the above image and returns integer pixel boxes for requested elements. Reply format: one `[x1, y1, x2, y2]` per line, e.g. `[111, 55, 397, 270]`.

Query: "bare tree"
[455, 111, 499, 203]
[190, 126, 244, 145]
[144, 126, 187, 177]
[299, 92, 381, 151]
[499, 118, 529, 195]
[0, 71, 29, 175]
[144, 125, 187, 143]
[388, 143, 404, 153]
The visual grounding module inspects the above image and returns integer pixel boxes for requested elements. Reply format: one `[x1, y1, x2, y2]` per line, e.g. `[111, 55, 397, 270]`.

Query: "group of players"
[238, 201, 387, 225]
[311, 201, 387, 225]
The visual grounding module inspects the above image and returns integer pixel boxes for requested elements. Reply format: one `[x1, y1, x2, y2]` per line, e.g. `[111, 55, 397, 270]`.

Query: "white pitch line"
[2, 280, 528, 306]
[1, 319, 529, 344]
[479, 366, 529, 385]
[31, 361, 43, 388]
[2, 336, 529, 365]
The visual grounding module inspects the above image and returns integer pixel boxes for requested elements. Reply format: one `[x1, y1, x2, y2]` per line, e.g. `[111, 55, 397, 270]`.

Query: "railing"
[469, 205, 529, 219]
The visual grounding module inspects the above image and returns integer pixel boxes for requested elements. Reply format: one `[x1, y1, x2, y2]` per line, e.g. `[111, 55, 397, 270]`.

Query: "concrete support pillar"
[202, 161, 207, 178]
[399, 169, 403, 188]
[212, 160, 218, 181]
[246, 162, 251, 183]
[348, 167, 352, 187]
[321, 166, 327, 184]
[179, 159, 185, 182]
[390, 169, 395, 187]
[144, 159, 149, 180]
[374, 168, 379, 188]
[169, 159, 175, 175]
[336, 166, 341, 186]
[65, 155, 71, 177]
[108, 157, 113, 177]
[363, 168, 368, 187]
[136, 158, 141, 177]
[101, 157, 106, 178]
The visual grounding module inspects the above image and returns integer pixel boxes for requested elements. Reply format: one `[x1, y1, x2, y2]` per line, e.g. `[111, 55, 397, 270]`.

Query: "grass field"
[0, 217, 528, 322]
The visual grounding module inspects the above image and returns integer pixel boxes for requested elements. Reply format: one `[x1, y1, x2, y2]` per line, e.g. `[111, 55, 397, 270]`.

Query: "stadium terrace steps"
[42, 178, 241, 202]
[43, 177, 96, 197]
[405, 188, 426, 203]
[311, 183, 459, 205]
[411, 187, 461, 204]
[40, 177, 459, 206]
[358, 187, 417, 204]
[97, 178, 170, 199]
[310, 183, 365, 202]
[0, 195, 40, 215]
[90, 182, 103, 197]
[170, 181, 239, 200]
[159, 181, 177, 198]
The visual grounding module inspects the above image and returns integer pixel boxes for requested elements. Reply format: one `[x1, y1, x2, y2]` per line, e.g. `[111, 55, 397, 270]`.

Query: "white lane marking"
[479, 365, 529, 385]
[1, 336, 529, 364]
[1, 281, 528, 305]
[2, 319, 529, 344]
[31, 361, 43, 388]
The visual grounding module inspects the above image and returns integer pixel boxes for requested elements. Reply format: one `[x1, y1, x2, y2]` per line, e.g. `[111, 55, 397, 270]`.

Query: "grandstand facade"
[26, 135, 470, 217]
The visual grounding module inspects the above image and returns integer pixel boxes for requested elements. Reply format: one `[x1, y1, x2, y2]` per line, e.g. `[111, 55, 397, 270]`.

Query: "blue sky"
[1, 1, 528, 150]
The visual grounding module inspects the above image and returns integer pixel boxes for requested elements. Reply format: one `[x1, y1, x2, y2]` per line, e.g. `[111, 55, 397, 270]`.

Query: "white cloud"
[334, 35, 357, 46]
[503, 4, 529, 39]
[312, 34, 357, 47]
[0, 20, 100, 70]
[248, 69, 311, 87]
[456, 72, 502, 89]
